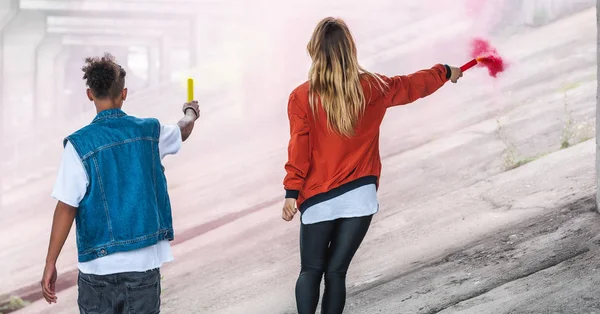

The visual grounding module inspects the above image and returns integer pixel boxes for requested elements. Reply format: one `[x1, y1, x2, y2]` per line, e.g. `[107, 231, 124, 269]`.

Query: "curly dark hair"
[82, 53, 126, 99]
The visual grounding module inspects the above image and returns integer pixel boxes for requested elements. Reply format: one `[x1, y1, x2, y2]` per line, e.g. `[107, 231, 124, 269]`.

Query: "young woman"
[281, 17, 462, 314]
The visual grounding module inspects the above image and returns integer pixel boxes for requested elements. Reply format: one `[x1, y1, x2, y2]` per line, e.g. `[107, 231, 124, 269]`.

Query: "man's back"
[66, 108, 173, 263]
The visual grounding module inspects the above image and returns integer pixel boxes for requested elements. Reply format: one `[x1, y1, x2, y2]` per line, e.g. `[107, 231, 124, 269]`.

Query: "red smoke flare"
[460, 38, 506, 77]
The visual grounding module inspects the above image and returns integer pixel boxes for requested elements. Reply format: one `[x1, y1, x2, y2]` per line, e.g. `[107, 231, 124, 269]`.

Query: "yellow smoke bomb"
[187, 78, 194, 102]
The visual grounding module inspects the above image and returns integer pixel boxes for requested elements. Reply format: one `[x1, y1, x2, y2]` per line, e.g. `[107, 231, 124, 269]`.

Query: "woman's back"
[285, 65, 450, 208]
[288, 75, 385, 200]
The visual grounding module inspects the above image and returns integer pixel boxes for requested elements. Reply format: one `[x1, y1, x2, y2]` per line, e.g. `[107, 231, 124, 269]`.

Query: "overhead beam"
[60, 34, 158, 47]
[20, 0, 231, 16]
[47, 16, 190, 30]
[47, 25, 166, 37]
[45, 15, 191, 41]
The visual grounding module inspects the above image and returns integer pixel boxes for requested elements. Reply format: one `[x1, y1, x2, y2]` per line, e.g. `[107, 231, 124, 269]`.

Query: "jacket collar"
[92, 108, 127, 123]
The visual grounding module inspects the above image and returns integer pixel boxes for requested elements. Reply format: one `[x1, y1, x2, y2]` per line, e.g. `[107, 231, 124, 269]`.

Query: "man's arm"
[45, 201, 77, 263]
[42, 141, 87, 304]
[178, 101, 200, 142]
[41, 201, 77, 303]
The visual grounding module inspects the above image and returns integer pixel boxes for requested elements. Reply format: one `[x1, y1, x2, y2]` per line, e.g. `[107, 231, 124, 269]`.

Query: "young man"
[40, 53, 199, 313]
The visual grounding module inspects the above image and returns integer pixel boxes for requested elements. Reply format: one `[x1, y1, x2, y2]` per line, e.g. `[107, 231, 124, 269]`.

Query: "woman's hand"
[282, 198, 298, 221]
[449, 66, 463, 83]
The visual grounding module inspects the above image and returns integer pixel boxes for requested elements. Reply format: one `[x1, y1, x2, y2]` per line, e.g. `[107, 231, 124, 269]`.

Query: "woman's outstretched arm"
[382, 64, 461, 108]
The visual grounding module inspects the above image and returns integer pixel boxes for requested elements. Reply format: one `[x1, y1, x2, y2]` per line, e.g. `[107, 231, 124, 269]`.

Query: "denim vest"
[65, 108, 174, 262]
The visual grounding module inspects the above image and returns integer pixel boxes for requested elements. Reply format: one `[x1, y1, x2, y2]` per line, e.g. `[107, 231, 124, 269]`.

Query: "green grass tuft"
[559, 81, 594, 149]
[0, 296, 30, 312]
[558, 82, 581, 93]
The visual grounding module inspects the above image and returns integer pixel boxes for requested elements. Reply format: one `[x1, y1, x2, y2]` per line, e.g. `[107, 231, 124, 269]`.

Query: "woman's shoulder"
[288, 81, 311, 107]
[360, 73, 388, 99]
[290, 81, 310, 97]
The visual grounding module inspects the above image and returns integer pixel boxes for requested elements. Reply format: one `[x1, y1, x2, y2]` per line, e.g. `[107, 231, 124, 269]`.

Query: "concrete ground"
[348, 195, 600, 314]
[1, 5, 598, 314]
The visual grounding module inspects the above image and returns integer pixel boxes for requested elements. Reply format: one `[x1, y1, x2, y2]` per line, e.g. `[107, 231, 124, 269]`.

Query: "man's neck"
[94, 101, 122, 114]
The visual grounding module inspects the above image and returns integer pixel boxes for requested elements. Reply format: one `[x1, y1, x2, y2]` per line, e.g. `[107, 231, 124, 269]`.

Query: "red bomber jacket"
[284, 64, 450, 209]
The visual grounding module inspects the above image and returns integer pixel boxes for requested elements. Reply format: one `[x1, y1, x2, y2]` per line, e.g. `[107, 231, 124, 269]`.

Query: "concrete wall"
[36, 35, 63, 119]
[596, 0, 600, 212]
[2, 10, 46, 131]
[521, 0, 596, 26]
[482, 0, 597, 35]
[0, 0, 20, 209]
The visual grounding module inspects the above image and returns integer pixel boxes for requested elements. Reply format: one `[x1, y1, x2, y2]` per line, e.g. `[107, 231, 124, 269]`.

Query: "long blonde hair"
[307, 17, 385, 137]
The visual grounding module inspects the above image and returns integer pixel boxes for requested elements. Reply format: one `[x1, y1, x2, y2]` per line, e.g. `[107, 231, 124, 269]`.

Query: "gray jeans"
[78, 268, 161, 314]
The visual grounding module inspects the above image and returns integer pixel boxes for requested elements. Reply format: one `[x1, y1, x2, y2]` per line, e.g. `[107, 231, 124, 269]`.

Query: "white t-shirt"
[51, 124, 182, 275]
[301, 183, 379, 224]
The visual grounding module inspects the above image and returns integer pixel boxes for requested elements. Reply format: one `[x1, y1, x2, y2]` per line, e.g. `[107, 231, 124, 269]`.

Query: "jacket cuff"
[444, 64, 451, 80]
[285, 189, 299, 199]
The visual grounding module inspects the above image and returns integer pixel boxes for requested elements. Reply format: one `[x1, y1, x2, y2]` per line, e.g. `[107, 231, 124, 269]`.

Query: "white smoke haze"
[0, 0, 597, 312]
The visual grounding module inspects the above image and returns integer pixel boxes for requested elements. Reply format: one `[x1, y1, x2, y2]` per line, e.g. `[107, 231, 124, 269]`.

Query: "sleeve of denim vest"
[381, 64, 449, 108]
[283, 92, 310, 199]
[158, 124, 182, 160]
[51, 141, 89, 208]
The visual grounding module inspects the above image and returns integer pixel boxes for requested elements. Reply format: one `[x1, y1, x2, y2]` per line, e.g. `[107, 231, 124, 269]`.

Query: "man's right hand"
[182, 101, 200, 121]
[41, 261, 58, 304]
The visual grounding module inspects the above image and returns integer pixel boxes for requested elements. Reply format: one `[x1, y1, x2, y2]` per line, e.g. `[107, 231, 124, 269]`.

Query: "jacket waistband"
[299, 176, 378, 213]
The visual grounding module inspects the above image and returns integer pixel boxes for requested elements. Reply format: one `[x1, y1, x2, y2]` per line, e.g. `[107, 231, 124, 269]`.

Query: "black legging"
[295, 215, 373, 314]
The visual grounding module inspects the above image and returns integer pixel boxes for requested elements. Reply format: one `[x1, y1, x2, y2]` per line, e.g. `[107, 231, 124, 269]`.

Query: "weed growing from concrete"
[496, 119, 519, 170]
[0, 296, 29, 313]
[559, 82, 594, 149]
[496, 119, 548, 170]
